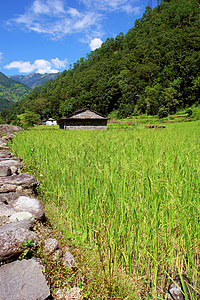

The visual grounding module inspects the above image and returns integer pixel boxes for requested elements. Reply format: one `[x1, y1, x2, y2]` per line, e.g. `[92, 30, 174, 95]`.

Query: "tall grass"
[11, 121, 200, 298]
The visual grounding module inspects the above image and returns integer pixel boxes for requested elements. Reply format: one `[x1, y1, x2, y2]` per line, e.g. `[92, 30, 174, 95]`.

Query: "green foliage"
[22, 110, 41, 127]
[1, 0, 200, 122]
[0, 72, 31, 111]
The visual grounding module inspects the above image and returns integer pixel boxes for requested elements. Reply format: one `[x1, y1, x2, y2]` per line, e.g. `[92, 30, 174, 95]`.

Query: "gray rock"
[0, 159, 22, 169]
[0, 215, 9, 225]
[0, 124, 22, 134]
[0, 202, 15, 218]
[0, 173, 40, 189]
[0, 184, 18, 193]
[0, 220, 32, 231]
[9, 212, 35, 223]
[44, 238, 58, 254]
[0, 258, 50, 300]
[10, 166, 19, 174]
[0, 151, 13, 158]
[63, 249, 76, 268]
[0, 226, 36, 261]
[0, 192, 20, 203]
[0, 166, 11, 177]
[166, 275, 199, 300]
[0, 146, 9, 151]
[11, 196, 45, 220]
[1, 134, 13, 142]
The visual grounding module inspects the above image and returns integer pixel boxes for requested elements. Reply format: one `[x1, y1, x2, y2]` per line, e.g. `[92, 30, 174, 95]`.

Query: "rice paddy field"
[11, 121, 200, 299]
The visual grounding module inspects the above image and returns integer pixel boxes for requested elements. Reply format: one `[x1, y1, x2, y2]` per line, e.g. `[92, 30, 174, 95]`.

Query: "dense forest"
[0, 72, 31, 111]
[1, 0, 199, 124]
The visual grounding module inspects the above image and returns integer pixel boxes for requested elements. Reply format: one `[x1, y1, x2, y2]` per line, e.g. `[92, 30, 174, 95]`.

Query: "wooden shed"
[58, 107, 109, 130]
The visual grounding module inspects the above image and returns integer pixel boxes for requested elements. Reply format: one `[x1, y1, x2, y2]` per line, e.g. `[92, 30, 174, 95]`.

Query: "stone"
[0, 184, 17, 193]
[0, 192, 20, 203]
[0, 151, 13, 158]
[63, 248, 76, 268]
[0, 258, 50, 300]
[11, 196, 45, 220]
[0, 159, 22, 169]
[0, 124, 22, 134]
[0, 220, 32, 231]
[1, 134, 13, 142]
[9, 211, 35, 223]
[10, 166, 19, 174]
[0, 146, 9, 151]
[44, 238, 58, 254]
[0, 226, 36, 261]
[0, 202, 15, 218]
[0, 173, 40, 189]
[166, 275, 199, 300]
[56, 287, 82, 300]
[0, 166, 11, 177]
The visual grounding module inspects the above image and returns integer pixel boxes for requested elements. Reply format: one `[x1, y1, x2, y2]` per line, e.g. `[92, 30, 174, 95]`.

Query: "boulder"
[0, 226, 36, 261]
[0, 202, 15, 218]
[44, 238, 58, 254]
[0, 166, 11, 177]
[0, 220, 32, 231]
[0, 124, 22, 134]
[11, 196, 45, 220]
[0, 159, 22, 169]
[0, 173, 40, 189]
[9, 212, 35, 223]
[0, 259, 50, 300]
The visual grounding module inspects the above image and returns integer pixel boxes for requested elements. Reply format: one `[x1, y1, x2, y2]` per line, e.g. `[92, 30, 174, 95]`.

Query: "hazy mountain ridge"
[9, 73, 59, 89]
[0, 72, 31, 111]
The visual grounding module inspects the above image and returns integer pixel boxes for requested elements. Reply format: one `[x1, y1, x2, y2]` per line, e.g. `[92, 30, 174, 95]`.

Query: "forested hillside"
[0, 73, 31, 111]
[9, 73, 59, 89]
[1, 0, 199, 123]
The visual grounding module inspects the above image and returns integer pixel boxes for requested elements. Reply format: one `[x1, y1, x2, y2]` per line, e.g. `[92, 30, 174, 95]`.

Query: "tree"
[23, 111, 40, 127]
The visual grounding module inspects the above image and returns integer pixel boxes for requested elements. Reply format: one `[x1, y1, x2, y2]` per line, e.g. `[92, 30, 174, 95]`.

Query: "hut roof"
[47, 118, 56, 121]
[58, 107, 109, 123]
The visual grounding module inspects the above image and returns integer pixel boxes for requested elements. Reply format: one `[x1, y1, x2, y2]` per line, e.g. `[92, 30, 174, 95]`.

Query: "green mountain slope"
[0, 72, 32, 111]
[1, 0, 200, 121]
[9, 73, 59, 89]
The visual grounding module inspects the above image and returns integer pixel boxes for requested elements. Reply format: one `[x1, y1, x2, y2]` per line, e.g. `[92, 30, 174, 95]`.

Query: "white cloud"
[51, 58, 68, 68]
[89, 38, 103, 51]
[6, 0, 102, 39]
[79, 0, 140, 13]
[4, 58, 68, 74]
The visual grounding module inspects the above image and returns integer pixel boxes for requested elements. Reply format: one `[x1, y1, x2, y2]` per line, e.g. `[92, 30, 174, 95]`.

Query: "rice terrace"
[9, 119, 200, 299]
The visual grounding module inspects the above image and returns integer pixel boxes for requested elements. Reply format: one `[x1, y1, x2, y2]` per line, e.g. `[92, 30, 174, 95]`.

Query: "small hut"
[45, 118, 57, 126]
[58, 107, 109, 130]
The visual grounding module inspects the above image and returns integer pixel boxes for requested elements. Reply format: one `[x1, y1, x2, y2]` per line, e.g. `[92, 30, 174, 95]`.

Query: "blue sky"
[0, 0, 158, 76]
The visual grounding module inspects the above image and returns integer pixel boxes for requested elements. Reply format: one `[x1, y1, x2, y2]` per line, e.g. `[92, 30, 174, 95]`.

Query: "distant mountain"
[9, 73, 59, 89]
[0, 72, 31, 111]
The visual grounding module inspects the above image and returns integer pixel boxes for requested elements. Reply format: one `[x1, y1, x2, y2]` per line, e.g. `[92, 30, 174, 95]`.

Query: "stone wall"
[64, 125, 107, 130]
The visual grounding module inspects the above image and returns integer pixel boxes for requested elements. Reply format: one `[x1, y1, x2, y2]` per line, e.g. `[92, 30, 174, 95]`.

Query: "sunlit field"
[11, 121, 200, 299]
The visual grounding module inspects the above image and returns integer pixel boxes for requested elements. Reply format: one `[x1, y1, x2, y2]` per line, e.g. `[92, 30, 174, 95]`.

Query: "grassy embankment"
[11, 120, 200, 299]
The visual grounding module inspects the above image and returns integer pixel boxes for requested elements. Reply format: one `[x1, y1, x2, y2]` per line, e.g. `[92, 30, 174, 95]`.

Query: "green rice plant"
[11, 121, 200, 298]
